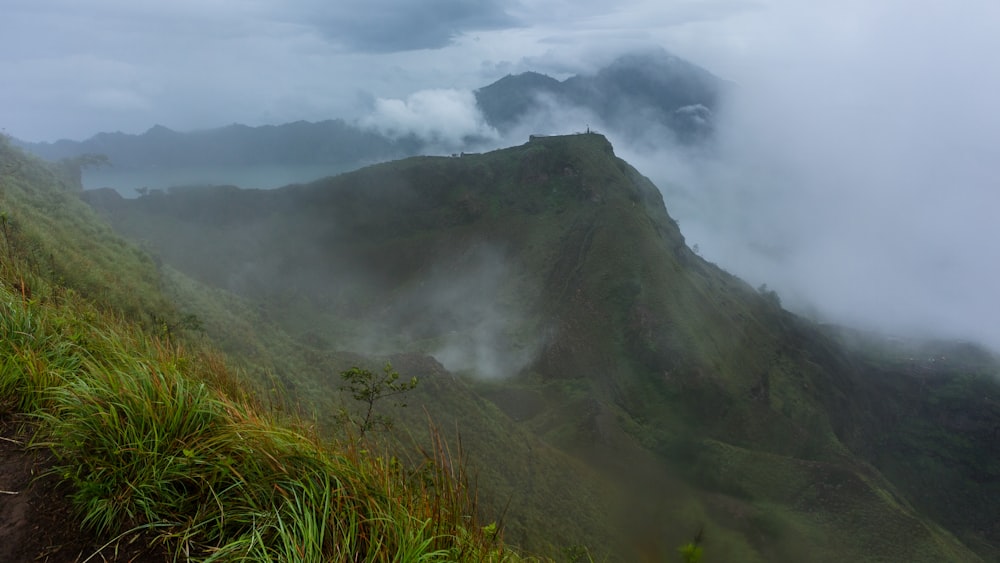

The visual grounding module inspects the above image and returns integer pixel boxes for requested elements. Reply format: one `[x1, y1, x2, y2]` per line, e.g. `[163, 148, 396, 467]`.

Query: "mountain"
[84, 133, 1000, 561]
[15, 49, 724, 195]
[475, 49, 728, 142]
[473, 71, 564, 126]
[0, 135, 550, 560]
[19, 119, 411, 169]
[13, 119, 422, 194]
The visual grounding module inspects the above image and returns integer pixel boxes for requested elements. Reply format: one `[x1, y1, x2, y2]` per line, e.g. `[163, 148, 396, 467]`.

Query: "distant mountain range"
[475, 49, 728, 142]
[15, 49, 727, 188]
[17, 119, 414, 170]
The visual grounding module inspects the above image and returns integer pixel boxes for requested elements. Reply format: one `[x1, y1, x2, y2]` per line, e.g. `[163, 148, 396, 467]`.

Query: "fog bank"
[639, 3, 1000, 349]
[361, 14, 1000, 350]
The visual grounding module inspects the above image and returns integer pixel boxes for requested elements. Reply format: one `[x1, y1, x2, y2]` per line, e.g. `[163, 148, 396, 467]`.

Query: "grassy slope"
[152, 244, 629, 558]
[83, 133, 998, 561]
[825, 332, 1000, 558]
[0, 135, 537, 561]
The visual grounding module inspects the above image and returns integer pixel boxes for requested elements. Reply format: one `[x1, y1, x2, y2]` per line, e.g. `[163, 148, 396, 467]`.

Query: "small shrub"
[337, 362, 418, 438]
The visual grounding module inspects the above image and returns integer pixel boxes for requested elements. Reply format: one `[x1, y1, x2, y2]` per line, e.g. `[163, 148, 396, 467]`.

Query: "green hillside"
[89, 134, 1000, 561]
[83, 133, 1000, 561]
[0, 134, 544, 561]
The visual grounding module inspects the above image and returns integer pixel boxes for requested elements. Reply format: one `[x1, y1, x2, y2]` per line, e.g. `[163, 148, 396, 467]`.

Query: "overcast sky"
[0, 0, 800, 142]
[3, 0, 1000, 350]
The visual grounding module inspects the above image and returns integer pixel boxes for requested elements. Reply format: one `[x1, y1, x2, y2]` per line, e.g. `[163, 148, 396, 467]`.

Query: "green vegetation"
[5, 131, 999, 561]
[338, 363, 419, 437]
[678, 536, 703, 563]
[54, 152, 111, 190]
[0, 135, 534, 561]
[0, 289, 527, 560]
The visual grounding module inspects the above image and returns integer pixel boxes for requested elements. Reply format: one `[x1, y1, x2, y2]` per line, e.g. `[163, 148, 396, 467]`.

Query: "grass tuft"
[0, 276, 534, 561]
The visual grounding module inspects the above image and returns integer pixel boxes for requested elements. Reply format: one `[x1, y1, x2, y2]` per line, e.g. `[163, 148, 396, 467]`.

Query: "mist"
[655, 3, 1000, 350]
[360, 89, 500, 150]
[654, 80, 1000, 348]
[84, 164, 360, 195]
[622, 79, 1000, 351]
[356, 245, 546, 380]
[358, 29, 1000, 352]
[13, 0, 998, 352]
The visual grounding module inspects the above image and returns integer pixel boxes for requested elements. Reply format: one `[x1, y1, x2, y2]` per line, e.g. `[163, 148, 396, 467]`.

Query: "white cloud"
[360, 89, 499, 148]
[623, 0, 1000, 348]
[84, 88, 151, 111]
[3, 0, 1000, 351]
[0, 0, 757, 141]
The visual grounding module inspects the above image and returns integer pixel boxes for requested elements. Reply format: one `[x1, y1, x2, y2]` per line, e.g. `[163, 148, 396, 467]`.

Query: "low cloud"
[347, 245, 546, 379]
[360, 88, 499, 150]
[608, 3, 1000, 350]
[472, 11, 1000, 352]
[84, 88, 151, 111]
[294, 0, 518, 52]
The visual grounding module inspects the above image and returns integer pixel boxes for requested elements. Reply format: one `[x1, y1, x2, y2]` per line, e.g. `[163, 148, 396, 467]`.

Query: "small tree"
[56, 153, 111, 190]
[757, 283, 782, 308]
[678, 528, 704, 563]
[338, 362, 417, 438]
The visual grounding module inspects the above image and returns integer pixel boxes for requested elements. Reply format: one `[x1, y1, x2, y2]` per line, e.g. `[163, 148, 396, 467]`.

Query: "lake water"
[83, 164, 364, 197]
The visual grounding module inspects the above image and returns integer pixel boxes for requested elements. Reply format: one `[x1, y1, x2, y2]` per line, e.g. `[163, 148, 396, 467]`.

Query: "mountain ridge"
[14, 49, 724, 195]
[0, 134, 561, 562]
[476, 49, 728, 142]
[84, 133, 1000, 561]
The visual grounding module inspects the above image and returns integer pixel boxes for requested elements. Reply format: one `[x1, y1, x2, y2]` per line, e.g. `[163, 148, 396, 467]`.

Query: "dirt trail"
[0, 415, 167, 562]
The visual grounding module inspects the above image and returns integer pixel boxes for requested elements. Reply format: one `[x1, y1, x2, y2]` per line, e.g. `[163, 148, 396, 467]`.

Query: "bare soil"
[0, 413, 169, 562]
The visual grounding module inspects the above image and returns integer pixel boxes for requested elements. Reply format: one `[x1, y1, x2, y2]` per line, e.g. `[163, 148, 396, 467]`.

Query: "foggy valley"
[1, 1, 999, 562]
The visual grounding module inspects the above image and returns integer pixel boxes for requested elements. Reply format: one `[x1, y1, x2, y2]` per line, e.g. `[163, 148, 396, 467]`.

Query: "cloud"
[291, 0, 519, 52]
[360, 88, 499, 148]
[512, 0, 753, 28]
[337, 244, 546, 379]
[617, 0, 1000, 349]
[84, 88, 151, 111]
[5, 0, 1000, 353]
[0, 0, 759, 141]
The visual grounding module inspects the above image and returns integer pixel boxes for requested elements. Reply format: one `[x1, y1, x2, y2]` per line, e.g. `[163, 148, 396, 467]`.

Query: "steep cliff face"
[85, 133, 999, 561]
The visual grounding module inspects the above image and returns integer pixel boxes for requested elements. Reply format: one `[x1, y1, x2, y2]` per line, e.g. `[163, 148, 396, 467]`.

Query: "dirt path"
[0, 414, 168, 562]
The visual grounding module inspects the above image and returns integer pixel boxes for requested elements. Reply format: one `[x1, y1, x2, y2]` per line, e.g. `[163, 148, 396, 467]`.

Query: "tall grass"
[0, 136, 539, 561]
[0, 276, 533, 561]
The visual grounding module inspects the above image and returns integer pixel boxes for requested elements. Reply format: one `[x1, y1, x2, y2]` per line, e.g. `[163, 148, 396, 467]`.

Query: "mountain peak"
[144, 124, 176, 136]
[475, 50, 726, 141]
